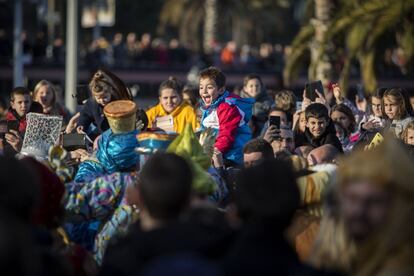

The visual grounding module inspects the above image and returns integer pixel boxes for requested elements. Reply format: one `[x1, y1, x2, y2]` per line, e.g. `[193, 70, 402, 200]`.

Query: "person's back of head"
[307, 144, 340, 166]
[235, 159, 299, 226]
[305, 103, 329, 121]
[243, 138, 274, 167]
[274, 89, 296, 114]
[0, 211, 43, 276]
[20, 157, 65, 229]
[139, 153, 193, 220]
[0, 156, 39, 221]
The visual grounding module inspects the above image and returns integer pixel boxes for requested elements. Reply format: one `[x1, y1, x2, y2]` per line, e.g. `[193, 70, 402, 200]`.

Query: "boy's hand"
[314, 90, 326, 105]
[302, 90, 311, 111]
[314, 90, 331, 113]
[212, 147, 224, 168]
[5, 130, 22, 152]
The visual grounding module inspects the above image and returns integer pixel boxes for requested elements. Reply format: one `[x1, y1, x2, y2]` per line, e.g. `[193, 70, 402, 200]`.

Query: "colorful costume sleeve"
[74, 129, 139, 183]
[215, 102, 242, 154]
[64, 172, 135, 222]
[94, 204, 137, 265]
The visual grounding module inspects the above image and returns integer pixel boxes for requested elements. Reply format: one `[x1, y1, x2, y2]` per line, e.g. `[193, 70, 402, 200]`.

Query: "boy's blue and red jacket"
[200, 91, 254, 164]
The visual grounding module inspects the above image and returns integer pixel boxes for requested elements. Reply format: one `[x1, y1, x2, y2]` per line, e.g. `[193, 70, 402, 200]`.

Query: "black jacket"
[99, 221, 233, 276]
[295, 121, 343, 153]
[221, 223, 339, 276]
[78, 98, 110, 139]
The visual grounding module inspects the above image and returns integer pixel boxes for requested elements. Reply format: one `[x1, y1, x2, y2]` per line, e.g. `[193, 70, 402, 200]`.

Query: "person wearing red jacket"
[4, 87, 42, 155]
[199, 67, 254, 166]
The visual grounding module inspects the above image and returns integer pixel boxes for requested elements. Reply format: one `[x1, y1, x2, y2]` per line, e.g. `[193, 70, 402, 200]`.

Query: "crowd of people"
[0, 30, 285, 72]
[1, 65, 414, 276]
[1, 29, 411, 80]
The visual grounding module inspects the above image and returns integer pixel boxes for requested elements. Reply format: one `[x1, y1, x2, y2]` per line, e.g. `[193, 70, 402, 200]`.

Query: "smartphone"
[75, 85, 91, 105]
[305, 80, 324, 101]
[356, 84, 365, 101]
[7, 120, 19, 133]
[296, 101, 303, 112]
[269, 116, 281, 129]
[368, 132, 384, 150]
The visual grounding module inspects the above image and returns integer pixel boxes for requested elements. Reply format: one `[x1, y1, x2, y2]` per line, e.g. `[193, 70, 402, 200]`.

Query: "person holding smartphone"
[4, 87, 42, 155]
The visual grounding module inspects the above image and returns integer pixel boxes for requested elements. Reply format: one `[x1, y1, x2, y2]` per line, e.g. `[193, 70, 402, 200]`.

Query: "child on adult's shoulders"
[199, 67, 254, 166]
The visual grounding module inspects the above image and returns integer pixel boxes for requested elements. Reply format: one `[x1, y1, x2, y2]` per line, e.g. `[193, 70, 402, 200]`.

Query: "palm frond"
[397, 20, 414, 61]
[326, 0, 390, 41]
[283, 24, 314, 86]
[365, 2, 403, 48]
[359, 51, 377, 93]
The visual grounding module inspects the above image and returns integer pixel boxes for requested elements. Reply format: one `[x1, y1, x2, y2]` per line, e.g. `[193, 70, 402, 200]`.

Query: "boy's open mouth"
[202, 95, 212, 105]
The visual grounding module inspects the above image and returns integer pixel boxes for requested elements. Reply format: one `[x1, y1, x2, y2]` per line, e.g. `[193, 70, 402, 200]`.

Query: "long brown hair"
[89, 69, 132, 101]
[331, 104, 356, 135]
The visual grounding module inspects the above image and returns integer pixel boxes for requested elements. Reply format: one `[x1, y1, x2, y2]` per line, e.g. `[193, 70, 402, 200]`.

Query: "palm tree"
[325, 0, 414, 93]
[284, 0, 337, 88]
[158, 0, 293, 52]
[203, 0, 217, 54]
[285, 0, 414, 94]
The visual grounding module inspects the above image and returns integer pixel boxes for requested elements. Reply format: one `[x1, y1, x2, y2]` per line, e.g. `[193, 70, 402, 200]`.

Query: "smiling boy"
[295, 103, 343, 153]
[199, 67, 254, 166]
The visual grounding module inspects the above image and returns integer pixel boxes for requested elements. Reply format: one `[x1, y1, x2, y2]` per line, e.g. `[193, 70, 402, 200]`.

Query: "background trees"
[284, 0, 414, 94]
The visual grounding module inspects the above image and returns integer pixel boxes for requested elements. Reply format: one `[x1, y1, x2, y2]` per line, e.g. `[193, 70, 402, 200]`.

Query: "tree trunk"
[309, 0, 335, 88]
[203, 0, 217, 54]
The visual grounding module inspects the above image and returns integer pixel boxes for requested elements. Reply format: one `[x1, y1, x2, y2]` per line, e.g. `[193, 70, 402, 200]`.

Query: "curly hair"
[274, 90, 296, 115]
[199, 66, 226, 89]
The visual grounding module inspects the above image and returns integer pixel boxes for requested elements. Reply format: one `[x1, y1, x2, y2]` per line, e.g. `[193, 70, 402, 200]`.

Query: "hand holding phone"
[305, 80, 324, 102]
[7, 120, 19, 133]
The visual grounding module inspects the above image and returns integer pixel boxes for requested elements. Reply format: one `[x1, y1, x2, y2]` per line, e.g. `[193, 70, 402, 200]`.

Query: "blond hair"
[401, 120, 414, 143]
[33, 80, 56, 107]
